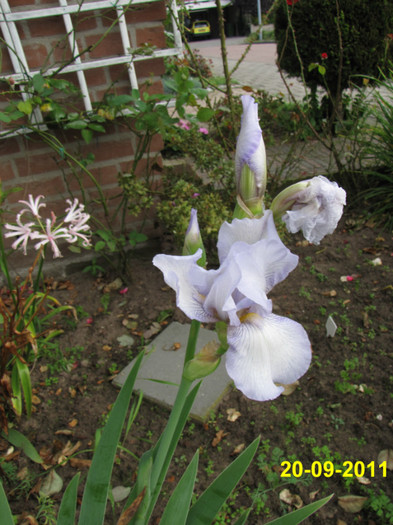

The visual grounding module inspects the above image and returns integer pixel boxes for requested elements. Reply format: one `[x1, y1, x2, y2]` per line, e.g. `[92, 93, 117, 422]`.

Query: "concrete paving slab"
[113, 322, 232, 421]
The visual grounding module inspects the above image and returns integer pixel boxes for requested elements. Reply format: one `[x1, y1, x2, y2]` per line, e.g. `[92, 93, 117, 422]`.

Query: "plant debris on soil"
[2, 210, 393, 524]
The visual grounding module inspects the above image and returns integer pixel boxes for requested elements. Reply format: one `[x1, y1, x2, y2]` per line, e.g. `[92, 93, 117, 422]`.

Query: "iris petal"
[226, 313, 312, 401]
[153, 250, 218, 323]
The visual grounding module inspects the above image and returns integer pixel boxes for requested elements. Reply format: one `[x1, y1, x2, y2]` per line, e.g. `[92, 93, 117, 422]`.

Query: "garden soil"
[3, 210, 393, 524]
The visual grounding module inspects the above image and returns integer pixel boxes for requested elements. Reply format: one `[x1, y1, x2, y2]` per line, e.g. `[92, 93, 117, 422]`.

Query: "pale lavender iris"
[153, 211, 312, 401]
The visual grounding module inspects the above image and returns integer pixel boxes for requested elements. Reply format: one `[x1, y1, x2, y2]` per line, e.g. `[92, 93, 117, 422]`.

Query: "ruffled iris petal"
[153, 250, 218, 323]
[226, 313, 312, 401]
[217, 210, 277, 263]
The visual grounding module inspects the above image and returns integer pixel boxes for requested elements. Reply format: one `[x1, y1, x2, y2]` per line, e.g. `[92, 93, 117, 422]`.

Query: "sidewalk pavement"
[190, 37, 308, 99]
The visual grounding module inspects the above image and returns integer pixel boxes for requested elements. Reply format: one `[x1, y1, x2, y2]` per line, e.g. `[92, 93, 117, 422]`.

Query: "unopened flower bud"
[234, 95, 267, 219]
[183, 208, 206, 267]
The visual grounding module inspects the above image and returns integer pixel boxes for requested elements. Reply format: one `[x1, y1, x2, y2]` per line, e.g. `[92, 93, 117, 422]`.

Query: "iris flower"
[271, 175, 346, 244]
[153, 211, 312, 401]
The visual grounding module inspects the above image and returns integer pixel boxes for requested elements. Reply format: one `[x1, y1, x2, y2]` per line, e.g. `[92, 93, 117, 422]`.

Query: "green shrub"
[274, 0, 393, 97]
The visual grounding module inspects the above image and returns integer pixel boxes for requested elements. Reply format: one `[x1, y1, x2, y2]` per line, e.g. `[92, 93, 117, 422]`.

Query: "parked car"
[186, 20, 211, 40]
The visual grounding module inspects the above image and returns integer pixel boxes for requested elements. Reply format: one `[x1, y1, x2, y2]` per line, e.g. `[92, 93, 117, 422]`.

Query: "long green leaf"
[57, 473, 80, 525]
[146, 382, 201, 521]
[186, 436, 260, 525]
[266, 494, 334, 524]
[1, 428, 43, 463]
[11, 363, 22, 416]
[160, 451, 199, 525]
[15, 359, 32, 417]
[0, 480, 14, 525]
[78, 350, 144, 525]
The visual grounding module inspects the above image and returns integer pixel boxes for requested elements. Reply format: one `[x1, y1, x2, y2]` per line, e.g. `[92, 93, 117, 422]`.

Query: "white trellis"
[0, 0, 183, 135]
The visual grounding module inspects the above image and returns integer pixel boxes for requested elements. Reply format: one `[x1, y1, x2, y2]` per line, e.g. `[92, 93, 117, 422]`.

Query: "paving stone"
[113, 322, 232, 420]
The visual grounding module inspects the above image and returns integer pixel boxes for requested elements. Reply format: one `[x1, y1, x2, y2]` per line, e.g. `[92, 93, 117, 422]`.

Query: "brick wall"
[0, 0, 170, 274]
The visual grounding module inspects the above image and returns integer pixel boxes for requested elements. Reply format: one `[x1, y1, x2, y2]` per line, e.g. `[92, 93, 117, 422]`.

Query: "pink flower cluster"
[4, 195, 91, 258]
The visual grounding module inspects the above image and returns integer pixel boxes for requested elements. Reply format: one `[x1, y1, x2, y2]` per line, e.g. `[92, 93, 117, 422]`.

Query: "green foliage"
[274, 0, 393, 96]
[360, 68, 393, 229]
[156, 176, 231, 252]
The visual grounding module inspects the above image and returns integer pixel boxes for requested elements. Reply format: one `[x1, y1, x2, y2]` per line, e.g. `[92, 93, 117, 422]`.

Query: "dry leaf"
[356, 476, 371, 485]
[336, 520, 347, 525]
[40, 470, 63, 497]
[102, 344, 112, 351]
[276, 381, 299, 396]
[68, 418, 78, 428]
[321, 289, 337, 297]
[337, 495, 367, 513]
[279, 488, 303, 509]
[309, 490, 320, 501]
[55, 429, 73, 436]
[19, 516, 39, 525]
[31, 395, 41, 405]
[117, 487, 146, 525]
[226, 408, 241, 422]
[212, 429, 228, 447]
[231, 443, 245, 455]
[377, 449, 393, 470]
[69, 457, 92, 468]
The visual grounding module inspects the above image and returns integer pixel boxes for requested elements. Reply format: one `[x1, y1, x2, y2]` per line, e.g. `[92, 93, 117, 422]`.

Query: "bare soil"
[2, 210, 393, 525]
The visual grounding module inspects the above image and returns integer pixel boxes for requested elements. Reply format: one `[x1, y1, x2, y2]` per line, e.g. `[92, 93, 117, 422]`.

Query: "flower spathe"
[153, 211, 312, 401]
[271, 175, 346, 245]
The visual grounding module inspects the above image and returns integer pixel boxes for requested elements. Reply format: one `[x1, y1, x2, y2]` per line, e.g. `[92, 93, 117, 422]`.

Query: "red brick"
[28, 17, 65, 38]
[72, 12, 98, 32]
[14, 150, 62, 177]
[95, 139, 134, 163]
[135, 57, 165, 78]
[9, 0, 35, 6]
[84, 68, 110, 88]
[135, 26, 166, 48]
[24, 43, 49, 69]
[124, 2, 166, 24]
[85, 32, 123, 60]
[0, 160, 16, 181]
[0, 137, 20, 155]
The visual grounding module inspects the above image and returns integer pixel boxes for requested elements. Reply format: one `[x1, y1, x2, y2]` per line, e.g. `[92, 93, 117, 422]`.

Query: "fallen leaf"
[377, 449, 393, 470]
[143, 322, 161, 340]
[338, 495, 367, 513]
[117, 487, 146, 525]
[102, 344, 112, 351]
[117, 334, 135, 347]
[226, 408, 241, 422]
[309, 490, 320, 501]
[55, 429, 73, 436]
[103, 277, 123, 292]
[69, 457, 92, 468]
[326, 316, 337, 337]
[231, 443, 245, 455]
[112, 485, 131, 503]
[371, 257, 382, 266]
[356, 476, 371, 485]
[31, 395, 41, 405]
[321, 289, 337, 297]
[276, 381, 299, 396]
[68, 419, 78, 428]
[69, 387, 77, 398]
[40, 470, 63, 497]
[279, 488, 303, 509]
[212, 429, 228, 447]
